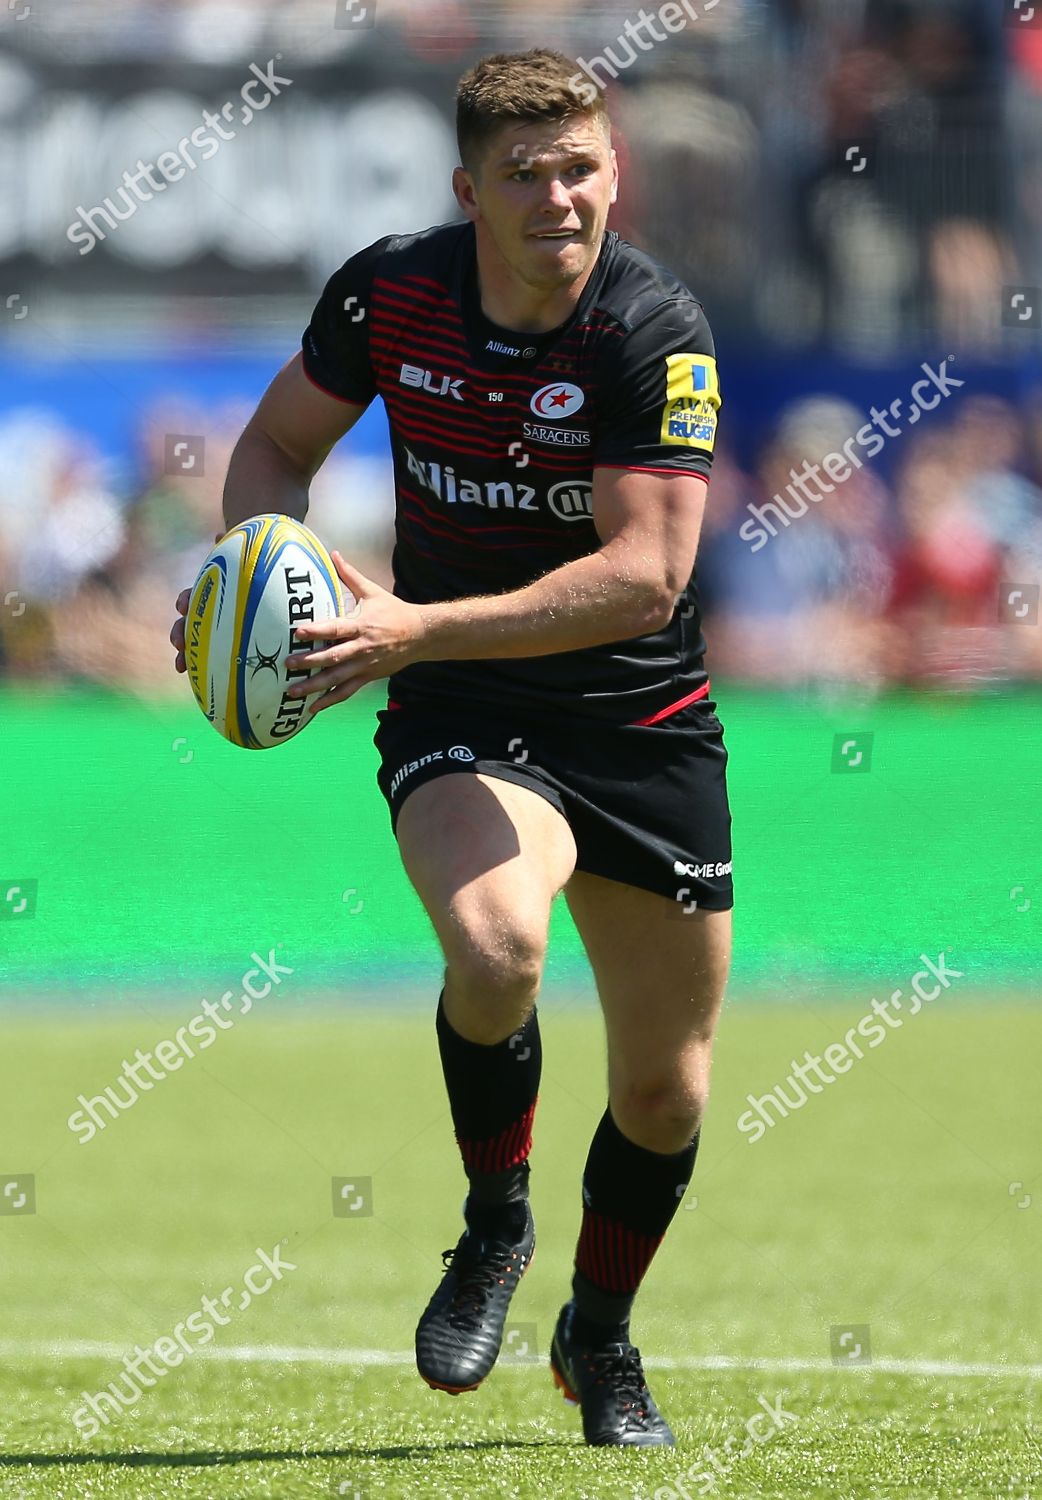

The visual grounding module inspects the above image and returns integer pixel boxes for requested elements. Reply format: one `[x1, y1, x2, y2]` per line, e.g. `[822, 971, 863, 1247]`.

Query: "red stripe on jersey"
[395, 273, 448, 294]
[374, 343, 579, 393]
[398, 498, 479, 548]
[389, 415, 504, 458]
[372, 277, 445, 306]
[391, 422, 592, 472]
[384, 397, 498, 440]
[400, 508, 558, 562]
[627, 679, 712, 725]
[403, 532, 496, 571]
[593, 465, 710, 481]
[372, 322, 584, 389]
[367, 318, 464, 349]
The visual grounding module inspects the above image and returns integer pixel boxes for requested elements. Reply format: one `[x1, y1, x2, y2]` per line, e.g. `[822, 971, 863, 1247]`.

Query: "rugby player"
[171, 48, 732, 1448]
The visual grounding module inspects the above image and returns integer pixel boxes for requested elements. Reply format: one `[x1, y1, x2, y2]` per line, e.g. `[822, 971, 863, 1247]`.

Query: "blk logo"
[399, 363, 464, 402]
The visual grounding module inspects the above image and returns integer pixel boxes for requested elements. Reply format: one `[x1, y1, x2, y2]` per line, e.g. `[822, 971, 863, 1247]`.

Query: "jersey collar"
[451, 222, 617, 369]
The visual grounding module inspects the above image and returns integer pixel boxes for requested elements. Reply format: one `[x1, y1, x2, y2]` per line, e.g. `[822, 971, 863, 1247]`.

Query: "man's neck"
[473, 233, 604, 335]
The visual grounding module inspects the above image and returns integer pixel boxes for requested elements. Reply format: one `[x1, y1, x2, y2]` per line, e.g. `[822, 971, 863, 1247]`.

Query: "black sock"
[571, 1106, 700, 1342]
[436, 988, 540, 1234]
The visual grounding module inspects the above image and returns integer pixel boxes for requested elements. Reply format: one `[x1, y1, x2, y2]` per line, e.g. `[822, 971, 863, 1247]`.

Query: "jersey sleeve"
[592, 299, 721, 479]
[300, 236, 394, 406]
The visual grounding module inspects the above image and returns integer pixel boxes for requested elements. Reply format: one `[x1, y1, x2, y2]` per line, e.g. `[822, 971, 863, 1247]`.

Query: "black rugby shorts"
[372, 685, 734, 911]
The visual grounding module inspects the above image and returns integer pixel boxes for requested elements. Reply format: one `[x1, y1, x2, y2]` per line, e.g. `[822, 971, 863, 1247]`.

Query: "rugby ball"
[185, 513, 346, 749]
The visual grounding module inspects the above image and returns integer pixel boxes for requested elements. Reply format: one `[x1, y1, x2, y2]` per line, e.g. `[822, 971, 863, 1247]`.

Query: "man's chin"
[524, 237, 595, 284]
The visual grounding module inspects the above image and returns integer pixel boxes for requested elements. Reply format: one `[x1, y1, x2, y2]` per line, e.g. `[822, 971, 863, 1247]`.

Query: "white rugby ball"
[185, 513, 346, 749]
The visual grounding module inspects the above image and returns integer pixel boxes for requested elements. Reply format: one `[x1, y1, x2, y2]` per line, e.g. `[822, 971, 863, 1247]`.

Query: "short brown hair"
[456, 48, 610, 174]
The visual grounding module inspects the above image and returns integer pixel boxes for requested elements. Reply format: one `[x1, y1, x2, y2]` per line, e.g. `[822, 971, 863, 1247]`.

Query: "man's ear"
[609, 147, 619, 205]
[452, 164, 481, 223]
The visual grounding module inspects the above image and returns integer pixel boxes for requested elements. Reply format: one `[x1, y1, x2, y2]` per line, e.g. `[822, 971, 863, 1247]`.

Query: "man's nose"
[540, 176, 573, 212]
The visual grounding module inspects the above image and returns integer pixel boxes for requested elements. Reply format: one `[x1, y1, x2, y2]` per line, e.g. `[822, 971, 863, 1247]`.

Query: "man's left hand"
[284, 551, 428, 713]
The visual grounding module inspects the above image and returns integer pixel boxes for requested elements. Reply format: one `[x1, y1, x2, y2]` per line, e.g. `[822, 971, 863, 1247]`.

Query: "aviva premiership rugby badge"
[660, 354, 720, 452]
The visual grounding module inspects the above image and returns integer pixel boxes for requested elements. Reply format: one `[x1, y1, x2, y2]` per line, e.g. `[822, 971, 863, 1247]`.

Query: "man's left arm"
[411, 465, 707, 658]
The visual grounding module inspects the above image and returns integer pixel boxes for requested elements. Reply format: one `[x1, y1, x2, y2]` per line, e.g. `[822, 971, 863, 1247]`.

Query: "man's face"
[454, 114, 619, 293]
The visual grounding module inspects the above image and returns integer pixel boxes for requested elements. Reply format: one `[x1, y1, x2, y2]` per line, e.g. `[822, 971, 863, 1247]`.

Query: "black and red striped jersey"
[301, 220, 721, 724]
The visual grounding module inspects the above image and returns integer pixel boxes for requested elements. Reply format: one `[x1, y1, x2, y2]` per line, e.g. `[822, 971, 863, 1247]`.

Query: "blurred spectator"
[700, 398, 895, 691]
[1, 0, 1039, 697]
[0, 395, 396, 695]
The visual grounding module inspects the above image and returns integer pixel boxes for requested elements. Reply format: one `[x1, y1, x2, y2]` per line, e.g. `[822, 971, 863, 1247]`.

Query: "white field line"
[1, 1341, 1040, 1380]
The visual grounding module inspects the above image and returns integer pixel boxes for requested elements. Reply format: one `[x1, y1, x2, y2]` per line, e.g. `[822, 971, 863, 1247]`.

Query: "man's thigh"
[396, 771, 578, 969]
[564, 870, 732, 1090]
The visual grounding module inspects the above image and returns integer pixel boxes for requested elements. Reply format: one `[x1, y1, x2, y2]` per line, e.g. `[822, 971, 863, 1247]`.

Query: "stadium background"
[1, 5, 1041, 1498]
[2, 0, 1039, 991]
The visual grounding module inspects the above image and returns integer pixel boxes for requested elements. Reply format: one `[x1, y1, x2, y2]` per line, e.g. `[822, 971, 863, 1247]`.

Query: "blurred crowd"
[2, 384, 1040, 696]
[8, 0, 1039, 354]
[0, 397, 395, 694]
[1, 0, 1040, 695]
[698, 390, 1042, 691]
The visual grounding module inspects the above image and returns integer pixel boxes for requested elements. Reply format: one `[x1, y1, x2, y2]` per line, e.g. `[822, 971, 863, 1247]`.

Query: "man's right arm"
[173, 235, 385, 672]
[221, 351, 367, 531]
[171, 351, 366, 674]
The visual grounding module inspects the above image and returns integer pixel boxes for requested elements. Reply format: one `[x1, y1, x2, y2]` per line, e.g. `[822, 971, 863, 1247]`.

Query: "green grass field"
[2, 999, 1040, 1499]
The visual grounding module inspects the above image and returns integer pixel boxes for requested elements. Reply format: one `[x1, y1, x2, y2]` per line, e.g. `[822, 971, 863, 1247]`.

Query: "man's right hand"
[171, 588, 190, 674]
[171, 531, 224, 676]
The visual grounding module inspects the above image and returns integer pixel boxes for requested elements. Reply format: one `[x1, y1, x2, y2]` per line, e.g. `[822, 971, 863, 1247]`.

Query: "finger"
[331, 549, 377, 603]
[291, 614, 362, 644]
[284, 639, 353, 671]
[171, 617, 186, 650]
[309, 677, 366, 714]
[176, 589, 190, 616]
[175, 651, 186, 674]
[288, 662, 361, 699]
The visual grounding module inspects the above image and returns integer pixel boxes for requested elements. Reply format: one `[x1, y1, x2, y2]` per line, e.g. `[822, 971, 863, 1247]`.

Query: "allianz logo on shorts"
[674, 858, 733, 879]
[389, 745, 475, 797]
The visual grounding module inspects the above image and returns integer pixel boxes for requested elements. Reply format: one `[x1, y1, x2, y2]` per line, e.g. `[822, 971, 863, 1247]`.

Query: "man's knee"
[441, 911, 546, 1042]
[447, 915, 545, 995]
[611, 1076, 707, 1153]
